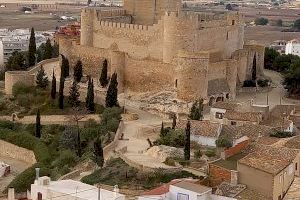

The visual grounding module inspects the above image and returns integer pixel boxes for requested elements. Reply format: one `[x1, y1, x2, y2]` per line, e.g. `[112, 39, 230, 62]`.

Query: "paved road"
[236, 70, 300, 109]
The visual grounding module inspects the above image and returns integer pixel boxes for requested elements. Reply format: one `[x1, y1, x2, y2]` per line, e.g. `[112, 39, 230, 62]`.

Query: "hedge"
[0, 128, 51, 163]
[7, 164, 50, 193]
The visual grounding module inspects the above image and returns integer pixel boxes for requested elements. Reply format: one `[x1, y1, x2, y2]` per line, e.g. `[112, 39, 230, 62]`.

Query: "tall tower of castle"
[124, 0, 181, 25]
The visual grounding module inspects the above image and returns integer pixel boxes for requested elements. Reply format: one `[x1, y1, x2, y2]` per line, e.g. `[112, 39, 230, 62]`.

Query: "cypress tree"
[35, 109, 41, 138]
[172, 114, 177, 129]
[58, 76, 65, 109]
[160, 121, 165, 137]
[93, 137, 104, 167]
[60, 54, 70, 78]
[86, 77, 95, 112]
[184, 120, 191, 160]
[36, 65, 49, 89]
[43, 38, 53, 60]
[99, 59, 108, 87]
[51, 69, 56, 99]
[69, 81, 80, 108]
[252, 54, 257, 81]
[105, 72, 118, 107]
[74, 60, 83, 82]
[28, 27, 36, 67]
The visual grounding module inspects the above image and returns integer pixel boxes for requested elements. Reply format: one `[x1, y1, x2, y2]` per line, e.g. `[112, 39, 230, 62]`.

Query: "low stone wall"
[4, 58, 59, 95]
[103, 120, 124, 160]
[0, 140, 36, 165]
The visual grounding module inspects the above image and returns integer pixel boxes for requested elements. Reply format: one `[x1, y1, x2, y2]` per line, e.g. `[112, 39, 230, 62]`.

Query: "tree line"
[265, 47, 300, 97]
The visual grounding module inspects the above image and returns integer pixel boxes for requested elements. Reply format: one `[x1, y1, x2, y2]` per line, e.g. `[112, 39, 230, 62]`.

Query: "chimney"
[113, 185, 119, 197]
[8, 187, 15, 200]
[35, 168, 40, 181]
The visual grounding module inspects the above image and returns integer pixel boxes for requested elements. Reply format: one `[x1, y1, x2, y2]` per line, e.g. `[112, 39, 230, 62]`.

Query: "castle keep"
[59, 0, 265, 103]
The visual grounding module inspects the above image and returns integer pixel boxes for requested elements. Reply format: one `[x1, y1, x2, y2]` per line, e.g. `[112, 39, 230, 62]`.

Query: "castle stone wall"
[124, 55, 174, 92]
[176, 51, 209, 101]
[92, 20, 164, 60]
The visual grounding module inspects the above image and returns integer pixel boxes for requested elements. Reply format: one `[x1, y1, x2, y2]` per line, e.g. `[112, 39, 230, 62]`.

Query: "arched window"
[37, 192, 42, 200]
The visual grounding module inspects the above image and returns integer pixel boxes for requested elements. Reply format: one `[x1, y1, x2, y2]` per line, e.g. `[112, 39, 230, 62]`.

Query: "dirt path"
[0, 156, 31, 194]
[115, 106, 177, 169]
[236, 69, 300, 109]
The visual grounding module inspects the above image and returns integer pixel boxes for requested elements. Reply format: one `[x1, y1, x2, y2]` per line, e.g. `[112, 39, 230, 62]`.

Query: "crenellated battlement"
[95, 9, 127, 20]
[98, 20, 150, 31]
[164, 10, 242, 29]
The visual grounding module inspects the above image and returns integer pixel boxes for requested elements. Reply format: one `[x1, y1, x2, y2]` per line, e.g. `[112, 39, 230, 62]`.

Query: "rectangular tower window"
[232, 20, 235, 25]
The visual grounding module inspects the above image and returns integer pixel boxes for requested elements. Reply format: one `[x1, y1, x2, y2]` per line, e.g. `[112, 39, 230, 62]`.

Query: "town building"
[269, 40, 287, 54]
[237, 146, 300, 200]
[138, 179, 236, 200]
[177, 120, 222, 147]
[59, 0, 265, 103]
[30, 176, 125, 200]
[285, 39, 300, 57]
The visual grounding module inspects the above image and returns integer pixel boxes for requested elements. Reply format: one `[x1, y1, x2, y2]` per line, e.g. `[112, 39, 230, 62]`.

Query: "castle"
[59, 0, 265, 103]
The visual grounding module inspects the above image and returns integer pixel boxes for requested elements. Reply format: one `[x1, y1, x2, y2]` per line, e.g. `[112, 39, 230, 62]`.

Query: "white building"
[31, 176, 125, 200]
[177, 120, 222, 147]
[0, 28, 53, 63]
[285, 39, 300, 57]
[138, 179, 236, 200]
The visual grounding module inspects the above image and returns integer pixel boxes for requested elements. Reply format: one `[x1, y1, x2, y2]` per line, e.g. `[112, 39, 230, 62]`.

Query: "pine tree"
[198, 98, 204, 120]
[35, 109, 41, 138]
[52, 42, 59, 58]
[36, 65, 49, 89]
[105, 72, 118, 107]
[184, 120, 191, 160]
[51, 69, 56, 99]
[43, 38, 53, 60]
[58, 76, 65, 109]
[93, 137, 104, 167]
[160, 121, 165, 137]
[69, 81, 80, 108]
[28, 27, 36, 67]
[99, 59, 108, 87]
[74, 60, 83, 82]
[86, 77, 95, 112]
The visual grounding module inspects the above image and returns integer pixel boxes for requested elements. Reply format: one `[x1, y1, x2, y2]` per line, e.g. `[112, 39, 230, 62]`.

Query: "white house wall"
[191, 135, 217, 147]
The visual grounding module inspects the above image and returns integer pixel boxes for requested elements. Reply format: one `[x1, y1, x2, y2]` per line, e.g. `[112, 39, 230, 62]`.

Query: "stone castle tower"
[60, 0, 265, 103]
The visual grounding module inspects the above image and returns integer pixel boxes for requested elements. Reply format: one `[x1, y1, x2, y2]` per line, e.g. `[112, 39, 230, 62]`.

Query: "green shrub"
[215, 137, 233, 148]
[155, 129, 185, 148]
[255, 17, 269, 25]
[205, 148, 216, 157]
[163, 157, 176, 166]
[257, 79, 270, 87]
[12, 83, 35, 97]
[194, 149, 202, 159]
[34, 142, 51, 164]
[101, 107, 122, 124]
[106, 118, 120, 132]
[52, 149, 77, 169]
[0, 120, 18, 130]
[270, 131, 294, 138]
[243, 80, 256, 87]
